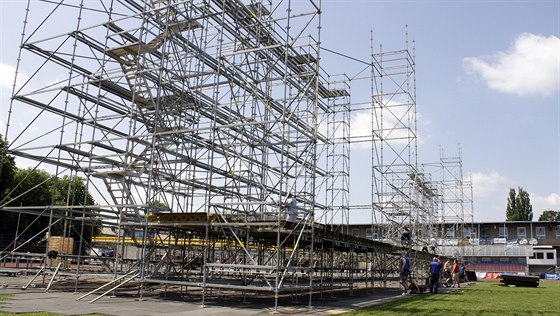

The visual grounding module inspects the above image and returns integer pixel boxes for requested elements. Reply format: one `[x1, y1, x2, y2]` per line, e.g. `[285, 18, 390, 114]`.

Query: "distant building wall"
[345, 221, 560, 275]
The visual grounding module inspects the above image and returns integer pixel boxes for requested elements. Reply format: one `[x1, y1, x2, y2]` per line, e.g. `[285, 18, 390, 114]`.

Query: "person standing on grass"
[459, 262, 466, 282]
[429, 257, 441, 293]
[399, 252, 411, 295]
[452, 259, 461, 288]
[442, 258, 452, 285]
[443, 258, 452, 273]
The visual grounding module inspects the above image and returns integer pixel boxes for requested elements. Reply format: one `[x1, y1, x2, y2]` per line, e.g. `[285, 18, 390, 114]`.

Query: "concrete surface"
[0, 274, 453, 315]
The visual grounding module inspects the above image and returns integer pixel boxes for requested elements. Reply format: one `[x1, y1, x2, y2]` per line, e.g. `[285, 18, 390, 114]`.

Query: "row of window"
[498, 226, 560, 240]
[528, 251, 555, 260]
[352, 226, 560, 240]
[350, 229, 378, 239]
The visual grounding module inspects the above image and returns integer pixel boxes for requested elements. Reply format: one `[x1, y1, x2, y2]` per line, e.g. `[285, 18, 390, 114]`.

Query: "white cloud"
[0, 63, 29, 96]
[531, 192, 560, 213]
[350, 110, 371, 141]
[0, 63, 19, 90]
[416, 112, 431, 145]
[345, 99, 426, 150]
[471, 170, 510, 198]
[463, 33, 560, 96]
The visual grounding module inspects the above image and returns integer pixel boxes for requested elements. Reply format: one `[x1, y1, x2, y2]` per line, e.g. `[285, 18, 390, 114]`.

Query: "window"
[481, 227, 490, 238]
[352, 229, 360, 237]
[446, 227, 455, 238]
[546, 253, 554, 260]
[365, 230, 378, 240]
[536, 226, 546, 240]
[517, 227, 527, 238]
[536, 252, 544, 259]
[499, 227, 508, 238]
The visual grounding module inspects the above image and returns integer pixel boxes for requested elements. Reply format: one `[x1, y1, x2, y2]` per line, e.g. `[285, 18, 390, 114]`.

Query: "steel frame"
[1, 0, 448, 310]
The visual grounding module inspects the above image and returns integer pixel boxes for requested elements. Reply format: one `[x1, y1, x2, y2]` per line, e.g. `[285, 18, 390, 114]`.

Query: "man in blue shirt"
[429, 257, 441, 294]
[459, 263, 466, 282]
[399, 252, 411, 295]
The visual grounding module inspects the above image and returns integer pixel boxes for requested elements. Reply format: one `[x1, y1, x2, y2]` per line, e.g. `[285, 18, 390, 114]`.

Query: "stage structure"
[423, 148, 475, 258]
[335, 31, 440, 248]
[0, 0, 456, 310]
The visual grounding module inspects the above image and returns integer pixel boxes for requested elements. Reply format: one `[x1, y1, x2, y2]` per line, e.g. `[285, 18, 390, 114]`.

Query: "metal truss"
[1, 0, 440, 310]
[424, 148, 475, 258]
[369, 44, 428, 244]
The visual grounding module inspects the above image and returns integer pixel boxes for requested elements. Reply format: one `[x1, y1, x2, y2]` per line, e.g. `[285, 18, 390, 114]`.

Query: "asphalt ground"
[0, 272, 457, 315]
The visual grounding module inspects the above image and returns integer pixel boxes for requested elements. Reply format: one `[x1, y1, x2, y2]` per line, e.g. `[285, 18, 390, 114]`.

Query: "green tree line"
[506, 187, 559, 222]
[1, 135, 99, 245]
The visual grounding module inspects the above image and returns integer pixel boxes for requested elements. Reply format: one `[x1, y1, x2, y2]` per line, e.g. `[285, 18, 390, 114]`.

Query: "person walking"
[428, 257, 441, 294]
[459, 262, 466, 282]
[452, 259, 461, 288]
[443, 258, 452, 274]
[400, 226, 412, 247]
[399, 252, 411, 295]
[430, 237, 438, 253]
[442, 258, 452, 286]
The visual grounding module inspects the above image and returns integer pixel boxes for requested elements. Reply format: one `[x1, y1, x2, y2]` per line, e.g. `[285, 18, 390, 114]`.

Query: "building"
[344, 221, 560, 275]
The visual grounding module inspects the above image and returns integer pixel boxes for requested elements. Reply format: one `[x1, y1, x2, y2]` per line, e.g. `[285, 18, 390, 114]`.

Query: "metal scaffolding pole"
[1, 0, 440, 309]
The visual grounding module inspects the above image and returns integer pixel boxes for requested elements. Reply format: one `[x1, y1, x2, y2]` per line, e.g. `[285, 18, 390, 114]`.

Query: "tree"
[0, 134, 16, 200]
[0, 169, 53, 242]
[538, 210, 560, 221]
[0, 168, 55, 238]
[505, 187, 533, 221]
[54, 175, 99, 242]
[0, 168, 99, 244]
[505, 189, 517, 221]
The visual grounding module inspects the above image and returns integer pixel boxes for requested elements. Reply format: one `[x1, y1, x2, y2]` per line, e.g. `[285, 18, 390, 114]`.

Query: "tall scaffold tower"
[369, 35, 436, 246]
[420, 147, 474, 257]
[323, 74, 350, 232]
[436, 147, 474, 257]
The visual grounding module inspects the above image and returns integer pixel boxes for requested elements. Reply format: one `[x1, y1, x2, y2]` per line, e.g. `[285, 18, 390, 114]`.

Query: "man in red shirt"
[452, 259, 461, 288]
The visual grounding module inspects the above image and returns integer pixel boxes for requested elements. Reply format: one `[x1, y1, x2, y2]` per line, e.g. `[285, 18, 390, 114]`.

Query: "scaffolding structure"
[0, 0, 457, 309]
[367, 40, 439, 247]
[427, 148, 475, 258]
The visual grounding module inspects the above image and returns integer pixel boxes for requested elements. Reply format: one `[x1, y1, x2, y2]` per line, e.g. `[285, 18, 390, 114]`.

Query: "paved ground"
[0, 273, 456, 315]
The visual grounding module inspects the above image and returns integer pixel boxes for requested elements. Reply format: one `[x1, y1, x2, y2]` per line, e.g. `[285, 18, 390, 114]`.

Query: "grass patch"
[344, 281, 560, 315]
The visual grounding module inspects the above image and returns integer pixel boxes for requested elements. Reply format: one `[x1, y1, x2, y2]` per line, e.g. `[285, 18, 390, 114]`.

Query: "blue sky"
[1, 0, 558, 222]
[319, 0, 559, 222]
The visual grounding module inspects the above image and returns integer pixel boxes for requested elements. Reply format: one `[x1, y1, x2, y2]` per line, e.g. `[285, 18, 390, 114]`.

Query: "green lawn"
[344, 281, 560, 316]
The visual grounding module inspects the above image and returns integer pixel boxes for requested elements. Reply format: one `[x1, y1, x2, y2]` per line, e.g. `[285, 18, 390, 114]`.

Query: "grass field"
[344, 280, 560, 316]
